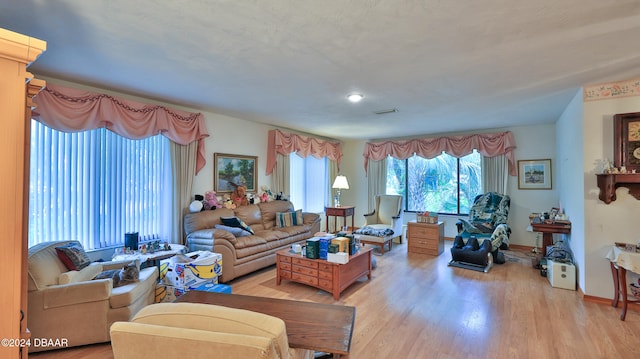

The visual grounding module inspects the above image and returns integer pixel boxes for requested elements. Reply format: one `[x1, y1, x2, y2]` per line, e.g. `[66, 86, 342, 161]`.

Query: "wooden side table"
[531, 222, 571, 256]
[407, 220, 444, 256]
[606, 246, 640, 321]
[325, 206, 355, 233]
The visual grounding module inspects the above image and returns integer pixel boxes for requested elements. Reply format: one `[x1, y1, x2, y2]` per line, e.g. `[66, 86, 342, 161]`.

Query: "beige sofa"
[110, 302, 313, 359]
[184, 200, 320, 282]
[27, 240, 159, 352]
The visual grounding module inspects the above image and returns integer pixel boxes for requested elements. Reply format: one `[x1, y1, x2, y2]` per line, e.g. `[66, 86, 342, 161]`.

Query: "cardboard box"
[306, 238, 320, 259]
[160, 251, 222, 289]
[155, 283, 188, 303]
[327, 252, 349, 264]
[331, 237, 350, 253]
[319, 237, 330, 260]
[191, 282, 232, 294]
[547, 259, 576, 290]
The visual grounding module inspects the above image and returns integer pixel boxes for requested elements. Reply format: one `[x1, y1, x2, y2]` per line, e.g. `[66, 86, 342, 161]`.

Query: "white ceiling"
[2, 0, 640, 140]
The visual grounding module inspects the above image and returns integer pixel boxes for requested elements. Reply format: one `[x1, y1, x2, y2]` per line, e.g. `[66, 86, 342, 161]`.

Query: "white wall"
[556, 90, 585, 290]
[191, 112, 275, 197]
[508, 124, 558, 247]
[583, 95, 640, 298]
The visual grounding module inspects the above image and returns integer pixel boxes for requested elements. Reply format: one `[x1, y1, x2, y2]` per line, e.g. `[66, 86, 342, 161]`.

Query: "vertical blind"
[28, 120, 171, 250]
[289, 154, 327, 213]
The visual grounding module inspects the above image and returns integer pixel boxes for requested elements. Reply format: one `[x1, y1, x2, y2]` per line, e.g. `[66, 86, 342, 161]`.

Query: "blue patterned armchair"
[452, 192, 511, 268]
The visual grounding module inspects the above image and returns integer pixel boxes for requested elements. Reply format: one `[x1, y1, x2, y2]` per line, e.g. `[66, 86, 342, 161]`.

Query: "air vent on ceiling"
[374, 108, 398, 115]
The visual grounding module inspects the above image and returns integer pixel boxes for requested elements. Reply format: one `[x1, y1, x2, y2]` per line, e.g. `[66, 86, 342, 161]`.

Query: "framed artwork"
[549, 207, 559, 220]
[518, 159, 552, 190]
[213, 153, 257, 193]
[614, 112, 640, 172]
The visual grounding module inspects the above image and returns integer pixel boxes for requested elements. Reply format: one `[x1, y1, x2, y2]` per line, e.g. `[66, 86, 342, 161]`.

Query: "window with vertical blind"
[288, 154, 328, 213]
[28, 120, 172, 250]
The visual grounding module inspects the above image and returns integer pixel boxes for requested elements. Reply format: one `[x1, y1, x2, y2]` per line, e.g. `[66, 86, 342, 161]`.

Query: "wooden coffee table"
[277, 247, 372, 300]
[176, 291, 356, 358]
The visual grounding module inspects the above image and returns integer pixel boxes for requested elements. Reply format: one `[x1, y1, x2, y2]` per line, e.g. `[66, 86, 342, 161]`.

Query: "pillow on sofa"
[59, 263, 103, 284]
[215, 224, 252, 237]
[275, 209, 303, 228]
[220, 216, 254, 235]
[55, 242, 92, 271]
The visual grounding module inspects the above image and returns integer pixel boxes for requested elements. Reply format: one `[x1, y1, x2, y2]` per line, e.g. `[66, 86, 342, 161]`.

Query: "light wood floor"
[31, 241, 640, 359]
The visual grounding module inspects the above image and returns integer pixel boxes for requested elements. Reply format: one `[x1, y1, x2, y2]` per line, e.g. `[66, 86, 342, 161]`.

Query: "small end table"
[531, 222, 571, 256]
[325, 206, 355, 233]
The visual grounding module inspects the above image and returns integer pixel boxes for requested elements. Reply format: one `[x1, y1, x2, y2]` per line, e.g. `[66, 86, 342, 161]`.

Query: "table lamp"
[332, 175, 349, 207]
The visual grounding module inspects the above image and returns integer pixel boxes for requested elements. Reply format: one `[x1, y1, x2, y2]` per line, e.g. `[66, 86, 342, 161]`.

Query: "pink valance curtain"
[266, 129, 342, 175]
[363, 131, 517, 176]
[33, 84, 209, 173]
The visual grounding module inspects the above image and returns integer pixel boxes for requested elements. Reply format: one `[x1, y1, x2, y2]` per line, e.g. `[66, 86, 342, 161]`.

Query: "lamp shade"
[332, 175, 349, 190]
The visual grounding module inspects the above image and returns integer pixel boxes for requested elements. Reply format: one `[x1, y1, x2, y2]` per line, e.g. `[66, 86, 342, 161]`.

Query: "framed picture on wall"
[213, 153, 257, 193]
[614, 112, 640, 172]
[517, 159, 552, 190]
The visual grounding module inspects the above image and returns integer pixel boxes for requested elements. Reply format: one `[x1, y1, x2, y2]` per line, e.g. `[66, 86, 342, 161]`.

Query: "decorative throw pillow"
[220, 216, 254, 235]
[55, 242, 92, 271]
[215, 224, 252, 237]
[275, 209, 303, 228]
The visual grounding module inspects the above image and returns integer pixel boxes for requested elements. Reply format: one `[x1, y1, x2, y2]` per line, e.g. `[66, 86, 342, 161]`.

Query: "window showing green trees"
[386, 151, 482, 214]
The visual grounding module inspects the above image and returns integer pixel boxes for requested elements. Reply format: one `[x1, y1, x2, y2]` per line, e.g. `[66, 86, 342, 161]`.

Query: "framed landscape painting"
[518, 159, 552, 190]
[214, 153, 257, 193]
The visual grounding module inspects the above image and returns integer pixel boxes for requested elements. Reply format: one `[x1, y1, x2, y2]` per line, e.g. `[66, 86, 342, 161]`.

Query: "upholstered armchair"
[354, 194, 403, 254]
[452, 192, 511, 268]
[27, 240, 159, 352]
[110, 302, 314, 359]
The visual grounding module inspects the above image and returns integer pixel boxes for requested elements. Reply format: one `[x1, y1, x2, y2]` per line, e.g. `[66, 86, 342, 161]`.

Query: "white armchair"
[355, 195, 404, 254]
[27, 240, 159, 352]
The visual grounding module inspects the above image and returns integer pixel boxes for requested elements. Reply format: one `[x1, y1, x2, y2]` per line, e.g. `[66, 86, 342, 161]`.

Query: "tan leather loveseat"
[184, 201, 320, 282]
[27, 240, 159, 352]
[110, 302, 314, 359]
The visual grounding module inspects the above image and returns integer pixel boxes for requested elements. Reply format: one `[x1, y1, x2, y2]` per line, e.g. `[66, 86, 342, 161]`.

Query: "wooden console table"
[531, 222, 571, 256]
[605, 246, 640, 321]
[325, 206, 355, 233]
[277, 247, 372, 300]
[177, 291, 356, 358]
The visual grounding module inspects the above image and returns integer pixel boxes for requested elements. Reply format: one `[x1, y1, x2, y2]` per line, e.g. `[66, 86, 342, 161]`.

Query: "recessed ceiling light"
[347, 93, 364, 103]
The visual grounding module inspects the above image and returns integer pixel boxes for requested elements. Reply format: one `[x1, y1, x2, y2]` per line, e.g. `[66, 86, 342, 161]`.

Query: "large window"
[386, 151, 482, 215]
[28, 120, 172, 250]
[289, 154, 328, 213]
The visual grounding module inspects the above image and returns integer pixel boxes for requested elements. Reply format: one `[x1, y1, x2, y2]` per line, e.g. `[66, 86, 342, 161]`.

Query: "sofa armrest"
[111, 322, 278, 359]
[40, 279, 111, 309]
[302, 212, 320, 225]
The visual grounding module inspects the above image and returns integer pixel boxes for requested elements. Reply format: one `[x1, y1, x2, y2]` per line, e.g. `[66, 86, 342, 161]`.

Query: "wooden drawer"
[319, 278, 333, 291]
[292, 257, 319, 269]
[278, 254, 291, 263]
[279, 262, 292, 271]
[293, 264, 318, 277]
[408, 246, 439, 256]
[319, 263, 332, 272]
[292, 272, 318, 286]
[410, 238, 438, 249]
[318, 270, 333, 280]
[408, 225, 440, 238]
[279, 270, 292, 279]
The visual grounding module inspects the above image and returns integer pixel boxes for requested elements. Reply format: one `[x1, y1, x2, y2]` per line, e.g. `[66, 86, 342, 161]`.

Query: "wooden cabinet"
[407, 221, 444, 256]
[0, 28, 46, 359]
